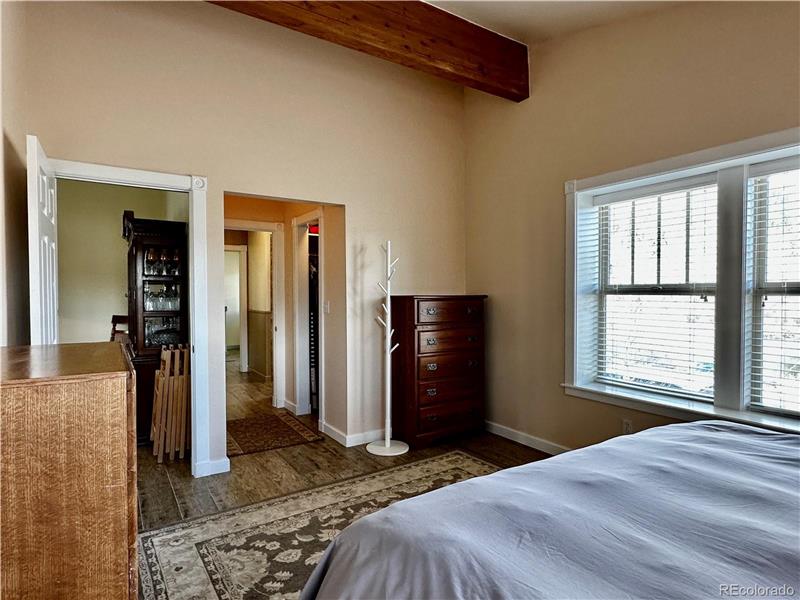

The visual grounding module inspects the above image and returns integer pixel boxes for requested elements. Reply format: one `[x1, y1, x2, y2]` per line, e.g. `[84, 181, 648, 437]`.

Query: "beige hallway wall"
[223, 250, 240, 348]
[247, 230, 271, 378]
[463, 1, 800, 449]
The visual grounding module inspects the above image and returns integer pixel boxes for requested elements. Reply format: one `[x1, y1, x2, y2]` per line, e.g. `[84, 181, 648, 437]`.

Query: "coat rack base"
[366, 439, 409, 456]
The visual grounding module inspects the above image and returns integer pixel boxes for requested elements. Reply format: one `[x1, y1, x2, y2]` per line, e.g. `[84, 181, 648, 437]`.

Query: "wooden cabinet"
[123, 211, 188, 443]
[0, 342, 138, 599]
[391, 295, 487, 447]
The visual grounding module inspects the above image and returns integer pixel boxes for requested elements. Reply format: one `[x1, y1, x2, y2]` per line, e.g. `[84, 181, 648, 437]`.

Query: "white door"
[26, 135, 59, 345]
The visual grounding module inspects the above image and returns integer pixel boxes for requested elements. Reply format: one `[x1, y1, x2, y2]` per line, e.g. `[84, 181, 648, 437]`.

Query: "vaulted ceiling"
[430, 1, 679, 44]
[211, 1, 679, 103]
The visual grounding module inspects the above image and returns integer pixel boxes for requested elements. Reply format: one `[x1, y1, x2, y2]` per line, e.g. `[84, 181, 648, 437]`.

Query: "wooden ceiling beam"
[210, 1, 529, 102]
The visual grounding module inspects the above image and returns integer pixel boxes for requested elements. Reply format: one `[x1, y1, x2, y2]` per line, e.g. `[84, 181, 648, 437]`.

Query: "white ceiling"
[430, 1, 680, 44]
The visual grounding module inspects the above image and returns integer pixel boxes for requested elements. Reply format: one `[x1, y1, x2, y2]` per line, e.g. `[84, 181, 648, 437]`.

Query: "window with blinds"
[597, 183, 718, 398]
[749, 166, 800, 414]
[569, 137, 800, 424]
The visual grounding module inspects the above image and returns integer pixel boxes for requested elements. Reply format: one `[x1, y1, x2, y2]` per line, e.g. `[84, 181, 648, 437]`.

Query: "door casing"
[25, 138, 222, 477]
[292, 208, 325, 424]
[224, 244, 249, 372]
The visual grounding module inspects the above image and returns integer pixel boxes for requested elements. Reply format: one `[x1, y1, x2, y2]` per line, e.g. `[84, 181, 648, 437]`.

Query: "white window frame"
[565, 128, 800, 433]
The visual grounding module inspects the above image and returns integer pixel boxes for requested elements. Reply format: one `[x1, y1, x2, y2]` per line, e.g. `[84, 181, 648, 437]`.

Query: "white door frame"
[291, 208, 325, 422]
[224, 244, 248, 372]
[39, 155, 217, 477]
[224, 219, 286, 408]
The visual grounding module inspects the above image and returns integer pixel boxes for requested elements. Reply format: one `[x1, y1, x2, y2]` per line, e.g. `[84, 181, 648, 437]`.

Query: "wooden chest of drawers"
[0, 343, 138, 599]
[391, 295, 487, 447]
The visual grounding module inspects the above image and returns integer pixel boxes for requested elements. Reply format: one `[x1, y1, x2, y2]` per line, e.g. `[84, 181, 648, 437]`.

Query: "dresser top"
[1, 342, 131, 384]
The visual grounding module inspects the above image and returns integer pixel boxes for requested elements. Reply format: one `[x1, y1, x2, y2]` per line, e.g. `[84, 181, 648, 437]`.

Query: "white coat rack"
[366, 240, 409, 456]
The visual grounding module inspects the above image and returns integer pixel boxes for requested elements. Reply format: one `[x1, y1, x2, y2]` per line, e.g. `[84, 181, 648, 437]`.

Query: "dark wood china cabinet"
[123, 211, 188, 444]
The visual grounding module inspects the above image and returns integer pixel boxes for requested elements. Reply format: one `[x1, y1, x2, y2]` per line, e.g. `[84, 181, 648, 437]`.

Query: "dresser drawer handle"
[425, 415, 439, 422]
[426, 388, 438, 397]
[426, 363, 439, 372]
[467, 359, 478, 369]
[467, 335, 478, 343]
[466, 306, 476, 315]
[425, 307, 438, 316]
[426, 337, 438, 346]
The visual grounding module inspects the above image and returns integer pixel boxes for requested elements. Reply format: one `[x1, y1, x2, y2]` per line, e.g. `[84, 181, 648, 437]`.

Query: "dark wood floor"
[137, 355, 549, 532]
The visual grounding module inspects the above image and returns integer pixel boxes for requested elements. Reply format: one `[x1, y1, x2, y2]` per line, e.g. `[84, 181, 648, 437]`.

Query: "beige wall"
[247, 231, 271, 312]
[248, 311, 272, 378]
[246, 230, 271, 377]
[1, 1, 465, 455]
[463, 1, 800, 449]
[223, 250, 240, 347]
[1, 2, 29, 347]
[57, 179, 188, 344]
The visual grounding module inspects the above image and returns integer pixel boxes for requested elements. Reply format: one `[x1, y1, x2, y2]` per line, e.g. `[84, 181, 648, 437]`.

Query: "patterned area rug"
[139, 451, 498, 599]
[226, 413, 322, 457]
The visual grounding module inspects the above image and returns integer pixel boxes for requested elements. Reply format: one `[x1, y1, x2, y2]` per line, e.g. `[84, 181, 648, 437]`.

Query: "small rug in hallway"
[226, 413, 322, 457]
[139, 451, 498, 599]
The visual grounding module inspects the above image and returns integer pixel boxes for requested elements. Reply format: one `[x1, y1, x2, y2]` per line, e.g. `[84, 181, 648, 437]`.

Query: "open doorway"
[55, 178, 190, 447]
[291, 209, 323, 425]
[223, 214, 321, 457]
[56, 179, 188, 345]
[223, 230, 276, 425]
[222, 194, 346, 458]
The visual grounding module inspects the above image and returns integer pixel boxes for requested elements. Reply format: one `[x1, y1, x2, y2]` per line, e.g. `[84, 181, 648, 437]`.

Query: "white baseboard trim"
[319, 421, 347, 445]
[284, 398, 298, 415]
[273, 395, 286, 409]
[192, 457, 231, 478]
[319, 422, 384, 448]
[485, 421, 571, 456]
[345, 428, 384, 447]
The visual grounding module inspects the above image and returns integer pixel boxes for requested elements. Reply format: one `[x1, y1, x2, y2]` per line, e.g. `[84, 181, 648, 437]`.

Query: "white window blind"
[749, 166, 800, 414]
[569, 133, 800, 427]
[597, 183, 718, 398]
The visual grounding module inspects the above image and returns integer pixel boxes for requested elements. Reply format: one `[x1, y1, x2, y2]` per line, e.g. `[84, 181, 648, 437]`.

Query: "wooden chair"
[109, 314, 129, 343]
[150, 345, 190, 463]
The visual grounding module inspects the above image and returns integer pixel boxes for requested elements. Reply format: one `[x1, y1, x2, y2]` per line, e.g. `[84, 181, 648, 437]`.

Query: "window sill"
[563, 382, 800, 434]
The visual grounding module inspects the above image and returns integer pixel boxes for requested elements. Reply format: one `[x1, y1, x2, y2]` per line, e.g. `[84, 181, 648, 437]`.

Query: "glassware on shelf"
[159, 249, 169, 276]
[144, 283, 180, 312]
[171, 249, 181, 276]
[144, 316, 181, 348]
[144, 248, 157, 276]
[167, 284, 178, 310]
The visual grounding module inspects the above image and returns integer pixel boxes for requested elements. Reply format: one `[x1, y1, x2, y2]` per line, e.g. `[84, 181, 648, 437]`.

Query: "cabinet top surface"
[1, 342, 130, 384]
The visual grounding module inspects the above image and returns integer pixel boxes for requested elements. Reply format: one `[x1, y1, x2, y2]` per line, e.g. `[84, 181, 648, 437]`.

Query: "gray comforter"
[302, 421, 800, 600]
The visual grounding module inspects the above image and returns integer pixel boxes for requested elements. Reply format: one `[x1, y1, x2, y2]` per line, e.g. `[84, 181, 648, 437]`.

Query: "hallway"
[225, 349, 277, 421]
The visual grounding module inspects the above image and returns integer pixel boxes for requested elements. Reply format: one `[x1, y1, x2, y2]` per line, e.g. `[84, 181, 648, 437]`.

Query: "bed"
[302, 421, 800, 599]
